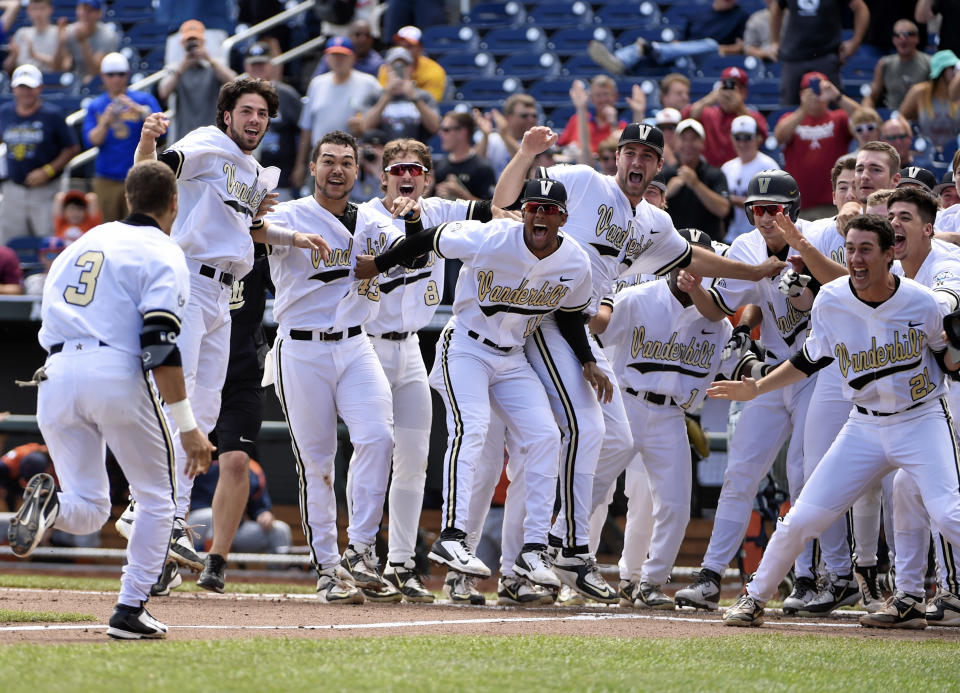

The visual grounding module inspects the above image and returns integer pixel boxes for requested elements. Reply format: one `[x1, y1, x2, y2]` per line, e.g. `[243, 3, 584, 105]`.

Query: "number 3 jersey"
[433, 219, 593, 348]
[800, 276, 950, 411]
[39, 217, 190, 355]
[266, 197, 401, 331]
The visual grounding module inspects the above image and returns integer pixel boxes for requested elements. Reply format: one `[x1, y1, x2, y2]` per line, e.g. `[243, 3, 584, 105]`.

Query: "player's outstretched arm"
[153, 366, 215, 477]
[707, 359, 806, 401]
[492, 126, 556, 209]
[775, 212, 846, 284]
[135, 113, 169, 164]
[355, 220, 438, 279]
[676, 269, 726, 321]
[686, 243, 786, 281]
[250, 222, 332, 261]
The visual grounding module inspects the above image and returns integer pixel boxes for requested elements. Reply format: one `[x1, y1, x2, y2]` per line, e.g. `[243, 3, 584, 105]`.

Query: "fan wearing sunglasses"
[863, 19, 929, 111]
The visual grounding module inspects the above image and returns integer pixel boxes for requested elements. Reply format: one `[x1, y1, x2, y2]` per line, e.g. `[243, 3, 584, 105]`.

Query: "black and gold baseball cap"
[618, 122, 665, 155]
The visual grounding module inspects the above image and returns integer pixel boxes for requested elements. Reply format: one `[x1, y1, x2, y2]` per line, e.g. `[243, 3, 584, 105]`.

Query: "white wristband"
[265, 224, 296, 246]
[169, 399, 197, 432]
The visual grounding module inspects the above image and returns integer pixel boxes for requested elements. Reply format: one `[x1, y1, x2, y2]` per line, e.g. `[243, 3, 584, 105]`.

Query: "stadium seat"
[545, 104, 575, 129]
[455, 77, 522, 107]
[527, 2, 594, 30]
[464, 2, 528, 29]
[527, 79, 576, 107]
[122, 23, 170, 52]
[7, 236, 44, 264]
[481, 26, 547, 55]
[106, 0, 155, 23]
[697, 54, 765, 81]
[614, 27, 681, 51]
[421, 26, 480, 55]
[593, 2, 662, 31]
[498, 53, 561, 81]
[440, 52, 496, 80]
[547, 27, 613, 57]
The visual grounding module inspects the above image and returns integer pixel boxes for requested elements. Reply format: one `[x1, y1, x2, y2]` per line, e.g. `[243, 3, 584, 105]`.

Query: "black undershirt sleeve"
[374, 225, 441, 273]
[468, 200, 494, 222]
[789, 349, 833, 376]
[555, 309, 596, 365]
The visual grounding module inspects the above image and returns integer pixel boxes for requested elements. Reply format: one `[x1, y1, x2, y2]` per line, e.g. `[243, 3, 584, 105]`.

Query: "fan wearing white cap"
[83, 52, 162, 222]
[654, 107, 681, 167]
[721, 114, 781, 242]
[0, 64, 81, 243]
[377, 25, 447, 102]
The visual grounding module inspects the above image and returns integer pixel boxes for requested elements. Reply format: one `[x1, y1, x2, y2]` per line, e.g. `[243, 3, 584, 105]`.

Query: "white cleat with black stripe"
[106, 603, 168, 640]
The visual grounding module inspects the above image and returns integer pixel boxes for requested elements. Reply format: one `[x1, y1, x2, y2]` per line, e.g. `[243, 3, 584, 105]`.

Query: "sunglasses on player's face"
[384, 162, 428, 176]
[750, 203, 784, 217]
[522, 201, 564, 215]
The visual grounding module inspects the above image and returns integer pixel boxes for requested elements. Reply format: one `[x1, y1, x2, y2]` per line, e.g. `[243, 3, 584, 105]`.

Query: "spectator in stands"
[291, 36, 381, 192]
[556, 75, 625, 156]
[360, 46, 439, 142]
[656, 107, 681, 167]
[902, 50, 960, 152]
[53, 189, 99, 243]
[880, 116, 915, 166]
[0, 245, 23, 294]
[54, 1, 118, 85]
[743, 5, 779, 62]
[916, 0, 960, 57]
[350, 129, 387, 203]
[594, 136, 619, 176]
[683, 66, 768, 168]
[643, 171, 669, 209]
[849, 107, 883, 149]
[863, 19, 930, 110]
[660, 73, 691, 112]
[588, 0, 750, 75]
[188, 459, 292, 556]
[83, 52, 161, 222]
[23, 235, 64, 295]
[722, 115, 781, 241]
[158, 20, 237, 142]
[474, 93, 539, 177]
[0, 65, 79, 243]
[6, 0, 57, 73]
[377, 26, 446, 103]
[771, 0, 870, 106]
[314, 19, 382, 79]
[775, 72, 859, 217]
[242, 42, 301, 201]
[569, 77, 628, 160]
[383, 3, 445, 46]
[662, 118, 731, 241]
[158, 0, 235, 63]
[433, 111, 496, 201]
[935, 169, 959, 208]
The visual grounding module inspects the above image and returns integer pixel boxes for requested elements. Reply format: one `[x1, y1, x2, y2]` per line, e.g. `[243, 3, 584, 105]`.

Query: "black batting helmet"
[744, 169, 801, 225]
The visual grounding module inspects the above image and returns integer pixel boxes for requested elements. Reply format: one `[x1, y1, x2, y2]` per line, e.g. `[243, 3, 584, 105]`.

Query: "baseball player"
[7, 161, 214, 639]
[359, 138, 499, 603]
[717, 213, 960, 628]
[266, 130, 404, 603]
[674, 170, 822, 612]
[121, 78, 330, 572]
[873, 187, 960, 627]
[600, 228, 777, 608]
[356, 178, 608, 591]
[492, 125, 787, 603]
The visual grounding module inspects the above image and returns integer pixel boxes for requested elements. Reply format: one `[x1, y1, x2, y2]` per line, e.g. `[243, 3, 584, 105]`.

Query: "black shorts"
[213, 376, 265, 458]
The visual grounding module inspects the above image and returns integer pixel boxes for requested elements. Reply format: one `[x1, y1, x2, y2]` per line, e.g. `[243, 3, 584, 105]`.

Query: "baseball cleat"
[618, 580, 639, 607]
[361, 581, 403, 602]
[514, 543, 561, 588]
[497, 575, 555, 606]
[8, 473, 59, 557]
[339, 544, 387, 590]
[382, 562, 435, 603]
[860, 591, 927, 629]
[107, 602, 168, 640]
[555, 584, 586, 607]
[196, 553, 227, 593]
[552, 552, 617, 604]
[855, 565, 884, 613]
[169, 517, 204, 572]
[635, 582, 676, 610]
[150, 559, 182, 597]
[443, 571, 485, 605]
[674, 568, 721, 610]
[781, 575, 818, 615]
[723, 594, 765, 627]
[428, 529, 490, 578]
[316, 569, 365, 604]
[114, 498, 135, 541]
[587, 40, 626, 75]
[926, 588, 960, 625]
[797, 572, 860, 616]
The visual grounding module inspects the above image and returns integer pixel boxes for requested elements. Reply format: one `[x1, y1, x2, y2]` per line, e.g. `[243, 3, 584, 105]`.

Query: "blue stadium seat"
[545, 104, 575, 129]
[106, 0, 155, 23]
[527, 79, 575, 107]
[455, 77, 522, 106]
[766, 107, 791, 133]
[439, 52, 496, 80]
[563, 54, 628, 79]
[547, 27, 613, 57]
[697, 55, 765, 81]
[481, 26, 547, 55]
[122, 23, 170, 52]
[614, 27, 681, 50]
[421, 26, 480, 56]
[527, 1, 594, 30]
[7, 236, 44, 264]
[843, 80, 872, 100]
[498, 53, 561, 81]
[746, 79, 782, 110]
[464, 2, 528, 29]
[594, 2, 662, 31]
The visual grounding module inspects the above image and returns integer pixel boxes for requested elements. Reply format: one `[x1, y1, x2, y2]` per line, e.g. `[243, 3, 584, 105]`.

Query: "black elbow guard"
[140, 312, 182, 371]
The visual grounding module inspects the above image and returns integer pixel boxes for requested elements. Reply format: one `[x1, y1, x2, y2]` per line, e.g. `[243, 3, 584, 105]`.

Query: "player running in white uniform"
[266, 131, 403, 604]
[493, 125, 787, 603]
[125, 78, 330, 572]
[357, 178, 610, 590]
[717, 213, 960, 628]
[7, 162, 214, 639]
[601, 228, 776, 608]
[360, 138, 499, 603]
[872, 187, 960, 627]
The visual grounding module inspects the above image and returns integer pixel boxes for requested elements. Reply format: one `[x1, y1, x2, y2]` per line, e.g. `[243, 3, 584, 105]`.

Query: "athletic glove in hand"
[778, 269, 811, 298]
[721, 325, 752, 362]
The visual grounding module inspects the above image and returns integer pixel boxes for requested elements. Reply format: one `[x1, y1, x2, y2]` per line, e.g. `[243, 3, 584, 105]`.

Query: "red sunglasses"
[522, 201, 564, 215]
[384, 162, 428, 176]
[750, 203, 784, 217]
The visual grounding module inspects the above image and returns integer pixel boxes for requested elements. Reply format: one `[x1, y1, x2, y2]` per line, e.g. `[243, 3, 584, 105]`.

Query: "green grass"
[0, 634, 956, 692]
[0, 573, 316, 594]
[0, 608, 95, 623]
